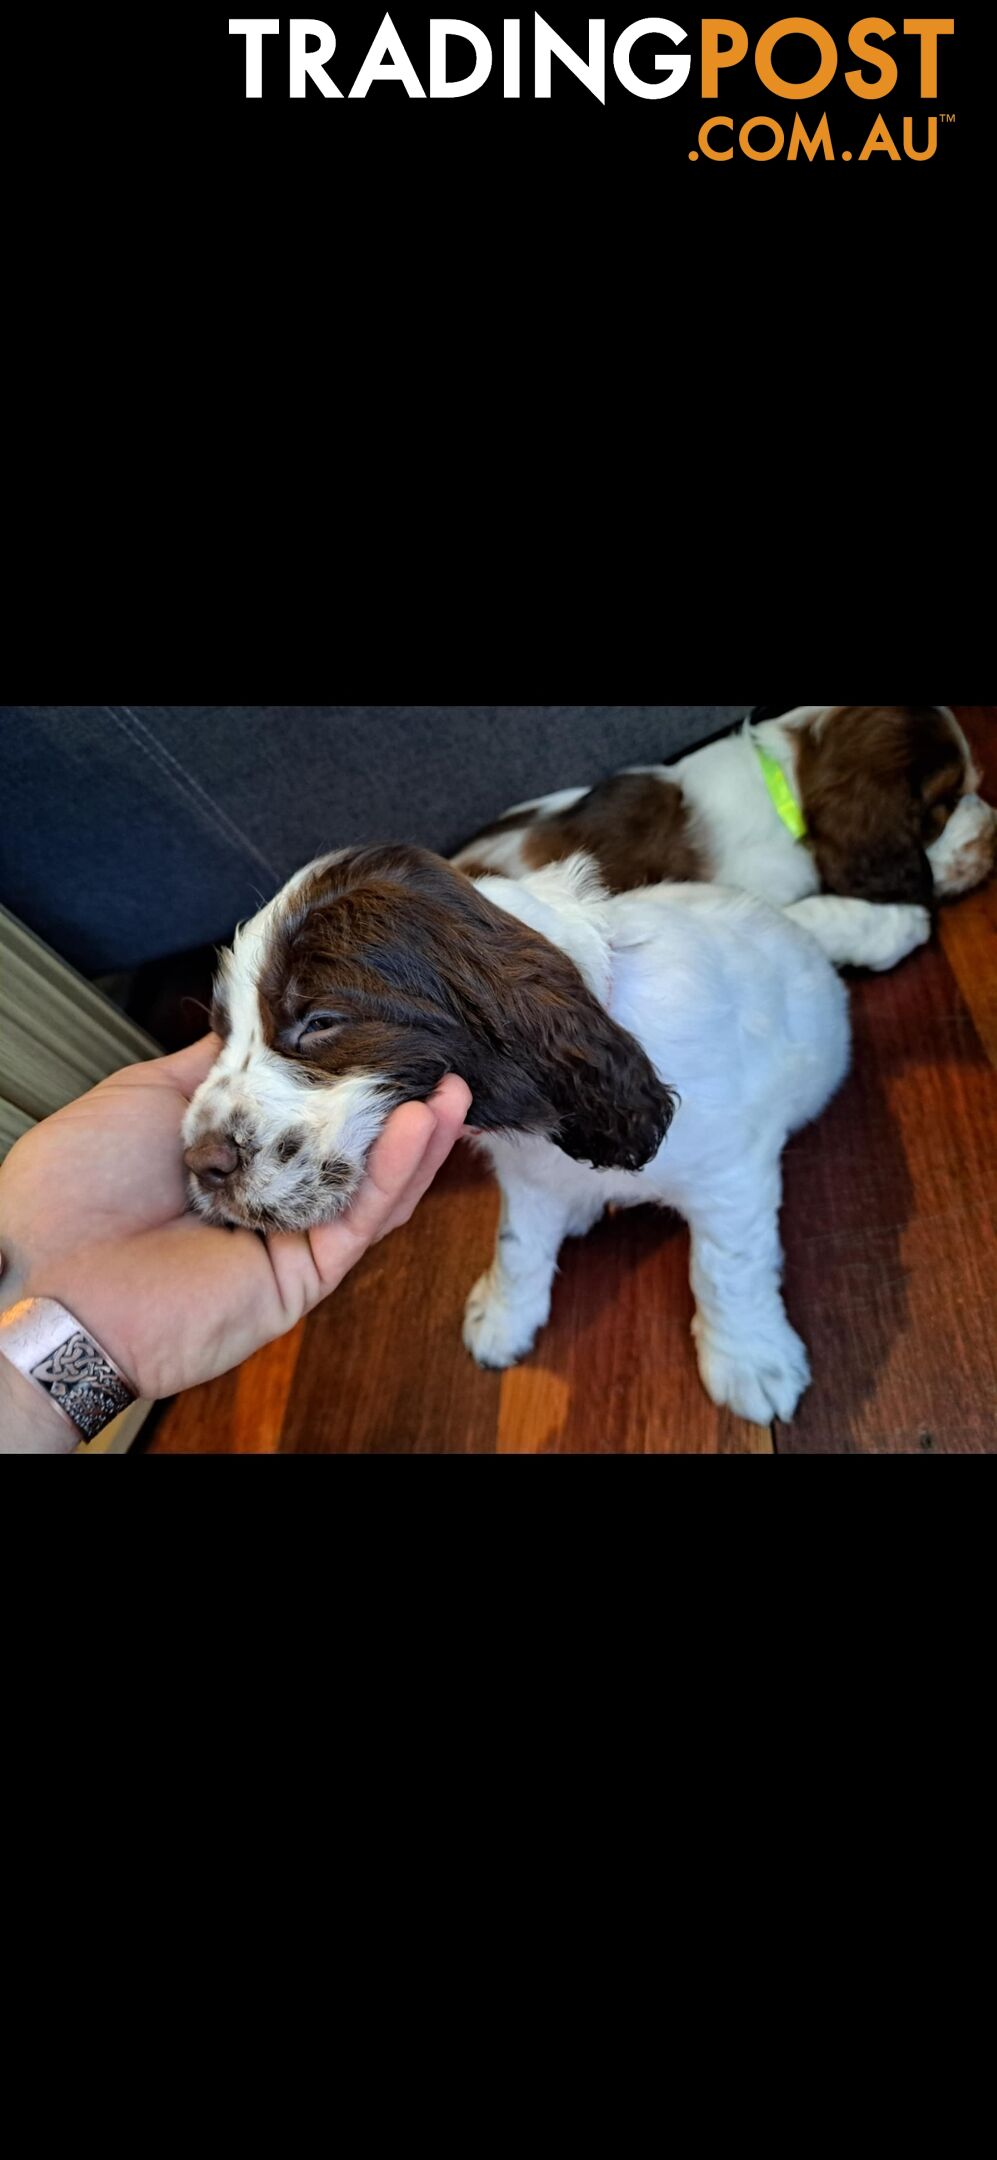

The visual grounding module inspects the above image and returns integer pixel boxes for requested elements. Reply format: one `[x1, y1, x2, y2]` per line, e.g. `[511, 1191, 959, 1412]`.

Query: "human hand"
[0, 1037, 471, 1446]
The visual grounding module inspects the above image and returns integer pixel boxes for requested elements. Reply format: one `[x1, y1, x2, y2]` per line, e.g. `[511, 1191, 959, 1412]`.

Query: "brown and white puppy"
[183, 844, 675, 1235]
[453, 708, 995, 971]
[182, 844, 852, 1424]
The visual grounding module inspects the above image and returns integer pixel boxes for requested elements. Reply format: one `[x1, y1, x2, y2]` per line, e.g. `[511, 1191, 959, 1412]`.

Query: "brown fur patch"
[454, 858, 501, 881]
[797, 706, 969, 907]
[275, 1131, 305, 1162]
[519, 773, 708, 892]
[464, 804, 541, 844]
[320, 1158, 354, 1190]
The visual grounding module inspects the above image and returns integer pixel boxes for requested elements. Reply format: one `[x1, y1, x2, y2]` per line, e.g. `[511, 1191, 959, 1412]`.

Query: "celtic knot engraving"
[31, 1331, 133, 1440]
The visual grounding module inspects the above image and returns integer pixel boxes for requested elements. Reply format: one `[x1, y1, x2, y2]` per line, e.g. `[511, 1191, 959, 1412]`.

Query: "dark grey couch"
[1, 706, 752, 974]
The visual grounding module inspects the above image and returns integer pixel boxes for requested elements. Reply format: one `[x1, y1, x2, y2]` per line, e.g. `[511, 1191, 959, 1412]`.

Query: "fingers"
[430, 1073, 474, 1127]
[305, 1103, 436, 1290]
[363, 1100, 441, 1206]
[358, 1076, 471, 1219]
[374, 1075, 472, 1238]
[305, 1077, 472, 1294]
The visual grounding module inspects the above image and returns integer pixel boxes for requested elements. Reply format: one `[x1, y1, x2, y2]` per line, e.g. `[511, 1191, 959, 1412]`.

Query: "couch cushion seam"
[104, 706, 282, 887]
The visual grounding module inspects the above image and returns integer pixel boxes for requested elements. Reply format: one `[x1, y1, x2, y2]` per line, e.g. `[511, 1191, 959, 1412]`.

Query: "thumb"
[305, 1101, 440, 1292]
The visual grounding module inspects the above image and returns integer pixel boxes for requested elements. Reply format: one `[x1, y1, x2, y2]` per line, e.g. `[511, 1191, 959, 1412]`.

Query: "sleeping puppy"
[453, 706, 996, 974]
[183, 845, 850, 1425]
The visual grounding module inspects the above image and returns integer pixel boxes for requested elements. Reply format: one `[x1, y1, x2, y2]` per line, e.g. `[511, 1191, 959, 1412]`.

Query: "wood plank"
[232, 1324, 306, 1452]
[280, 1148, 503, 1452]
[774, 711, 997, 1454]
[943, 711, 997, 1062]
[147, 1366, 242, 1453]
[147, 1149, 767, 1452]
[149, 1317, 305, 1451]
[940, 847, 997, 1067]
[776, 928, 997, 1453]
[496, 1206, 768, 1453]
[285, 1154, 765, 1452]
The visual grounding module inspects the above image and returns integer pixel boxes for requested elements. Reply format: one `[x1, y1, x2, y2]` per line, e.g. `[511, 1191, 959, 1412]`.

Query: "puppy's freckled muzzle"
[184, 1157, 363, 1235]
[183, 1094, 370, 1232]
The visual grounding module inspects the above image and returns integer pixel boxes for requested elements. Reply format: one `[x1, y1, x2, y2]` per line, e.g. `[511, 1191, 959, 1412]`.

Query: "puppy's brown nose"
[184, 1135, 240, 1188]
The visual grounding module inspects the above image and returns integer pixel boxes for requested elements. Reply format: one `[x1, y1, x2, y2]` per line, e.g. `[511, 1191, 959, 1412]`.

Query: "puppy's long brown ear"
[516, 972, 677, 1171]
[454, 912, 678, 1170]
[798, 707, 936, 907]
[809, 789, 933, 906]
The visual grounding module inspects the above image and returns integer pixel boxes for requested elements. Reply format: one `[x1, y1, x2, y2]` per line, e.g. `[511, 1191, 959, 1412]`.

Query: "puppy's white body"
[464, 859, 850, 1422]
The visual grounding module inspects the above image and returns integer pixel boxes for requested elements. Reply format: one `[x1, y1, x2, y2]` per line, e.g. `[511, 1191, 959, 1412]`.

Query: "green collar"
[755, 741, 808, 841]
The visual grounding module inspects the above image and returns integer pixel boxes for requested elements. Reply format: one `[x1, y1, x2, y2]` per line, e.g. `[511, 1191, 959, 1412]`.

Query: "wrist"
[0, 1246, 138, 1448]
[0, 1341, 78, 1453]
[2, 1226, 122, 1369]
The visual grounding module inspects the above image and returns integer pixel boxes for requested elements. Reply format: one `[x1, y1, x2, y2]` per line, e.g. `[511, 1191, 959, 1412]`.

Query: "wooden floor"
[146, 709, 997, 1455]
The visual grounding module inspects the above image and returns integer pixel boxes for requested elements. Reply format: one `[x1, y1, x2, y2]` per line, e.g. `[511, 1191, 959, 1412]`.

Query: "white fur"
[927, 792, 997, 897]
[466, 863, 850, 1423]
[452, 707, 988, 970]
[669, 719, 822, 906]
[783, 897, 932, 971]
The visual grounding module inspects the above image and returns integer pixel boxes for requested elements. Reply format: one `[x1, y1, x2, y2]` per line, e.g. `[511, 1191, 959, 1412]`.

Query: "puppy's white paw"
[930, 794, 997, 899]
[693, 1313, 811, 1426]
[463, 1273, 542, 1370]
[865, 905, 932, 972]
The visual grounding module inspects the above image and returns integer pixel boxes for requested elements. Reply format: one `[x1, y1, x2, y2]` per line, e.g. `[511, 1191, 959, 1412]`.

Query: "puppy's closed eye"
[284, 1012, 345, 1049]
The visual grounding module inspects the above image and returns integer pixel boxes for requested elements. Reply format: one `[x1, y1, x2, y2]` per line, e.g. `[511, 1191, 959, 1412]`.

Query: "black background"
[3, 9, 990, 699]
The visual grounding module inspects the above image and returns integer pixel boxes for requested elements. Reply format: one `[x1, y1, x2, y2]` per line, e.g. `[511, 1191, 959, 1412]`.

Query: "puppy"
[453, 706, 996, 974]
[183, 846, 850, 1426]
